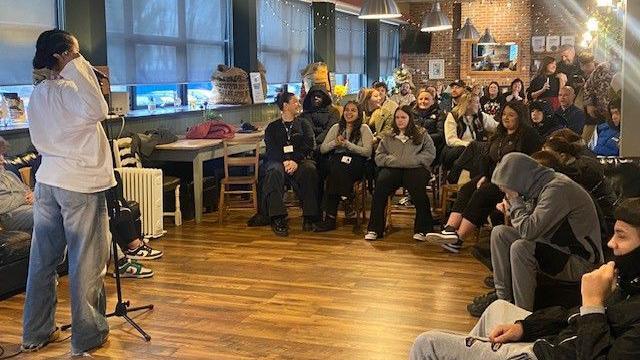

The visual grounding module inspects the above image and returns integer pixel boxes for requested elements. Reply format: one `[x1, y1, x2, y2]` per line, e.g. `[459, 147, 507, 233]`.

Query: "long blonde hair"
[357, 88, 378, 115]
[450, 92, 472, 120]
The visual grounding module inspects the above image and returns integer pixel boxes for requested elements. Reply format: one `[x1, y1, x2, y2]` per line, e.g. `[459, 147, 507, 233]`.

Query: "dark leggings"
[322, 155, 365, 217]
[112, 201, 143, 250]
[367, 167, 434, 235]
[450, 176, 505, 227]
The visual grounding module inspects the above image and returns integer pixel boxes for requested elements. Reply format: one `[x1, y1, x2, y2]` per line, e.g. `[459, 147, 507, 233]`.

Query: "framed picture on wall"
[532, 36, 546, 53]
[561, 36, 575, 47]
[429, 59, 445, 79]
[546, 36, 560, 52]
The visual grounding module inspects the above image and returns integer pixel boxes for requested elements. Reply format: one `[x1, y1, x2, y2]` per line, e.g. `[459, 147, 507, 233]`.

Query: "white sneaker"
[413, 233, 427, 241]
[364, 231, 378, 241]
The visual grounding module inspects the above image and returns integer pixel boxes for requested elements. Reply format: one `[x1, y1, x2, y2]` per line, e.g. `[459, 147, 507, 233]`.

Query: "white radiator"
[115, 167, 165, 238]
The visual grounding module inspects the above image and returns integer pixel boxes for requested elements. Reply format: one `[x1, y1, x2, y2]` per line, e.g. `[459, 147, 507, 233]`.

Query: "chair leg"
[251, 182, 258, 212]
[218, 183, 226, 224]
[174, 185, 182, 226]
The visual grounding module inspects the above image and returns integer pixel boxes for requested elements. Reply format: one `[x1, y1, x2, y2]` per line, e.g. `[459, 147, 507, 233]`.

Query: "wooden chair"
[351, 178, 368, 233]
[217, 138, 260, 223]
[18, 167, 32, 188]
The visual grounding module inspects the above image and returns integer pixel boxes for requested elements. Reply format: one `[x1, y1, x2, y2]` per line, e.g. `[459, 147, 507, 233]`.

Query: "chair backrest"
[112, 137, 142, 168]
[222, 138, 260, 180]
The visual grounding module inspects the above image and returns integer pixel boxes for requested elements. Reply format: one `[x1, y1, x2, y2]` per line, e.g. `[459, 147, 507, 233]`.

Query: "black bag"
[164, 177, 218, 221]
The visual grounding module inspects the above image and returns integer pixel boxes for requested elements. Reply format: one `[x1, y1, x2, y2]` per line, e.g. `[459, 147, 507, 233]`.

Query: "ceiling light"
[359, 0, 402, 20]
[421, 2, 452, 32]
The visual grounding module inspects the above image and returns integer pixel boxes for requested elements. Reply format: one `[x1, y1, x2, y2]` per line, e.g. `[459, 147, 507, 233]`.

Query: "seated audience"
[504, 78, 526, 103]
[479, 153, 602, 314]
[440, 79, 467, 113]
[365, 106, 436, 241]
[549, 128, 596, 158]
[530, 100, 564, 139]
[555, 86, 586, 135]
[358, 88, 393, 145]
[442, 92, 498, 170]
[260, 92, 319, 237]
[593, 97, 621, 156]
[479, 81, 505, 117]
[427, 101, 543, 253]
[372, 80, 398, 115]
[314, 101, 373, 232]
[390, 81, 416, 107]
[527, 56, 566, 109]
[412, 89, 445, 163]
[410, 197, 640, 360]
[299, 85, 340, 146]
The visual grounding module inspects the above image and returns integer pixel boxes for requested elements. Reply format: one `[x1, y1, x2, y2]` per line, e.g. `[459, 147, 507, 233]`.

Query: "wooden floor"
[0, 210, 490, 359]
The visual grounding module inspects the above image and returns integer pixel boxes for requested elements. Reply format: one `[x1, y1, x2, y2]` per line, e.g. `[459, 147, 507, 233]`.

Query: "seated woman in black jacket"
[314, 101, 373, 232]
[425, 100, 543, 253]
[530, 100, 564, 139]
[365, 106, 436, 241]
[413, 89, 445, 164]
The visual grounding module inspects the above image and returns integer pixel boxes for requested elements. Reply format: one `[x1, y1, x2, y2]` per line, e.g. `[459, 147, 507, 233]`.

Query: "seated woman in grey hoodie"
[365, 105, 437, 241]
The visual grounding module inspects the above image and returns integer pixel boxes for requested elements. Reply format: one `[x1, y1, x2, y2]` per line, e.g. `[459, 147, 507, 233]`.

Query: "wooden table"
[150, 131, 264, 223]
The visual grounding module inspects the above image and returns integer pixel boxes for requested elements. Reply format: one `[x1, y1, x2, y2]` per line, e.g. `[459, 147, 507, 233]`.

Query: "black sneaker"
[314, 217, 336, 232]
[425, 225, 460, 245]
[484, 276, 495, 289]
[271, 217, 288, 237]
[467, 291, 498, 317]
[441, 239, 464, 253]
[247, 213, 270, 227]
[470, 245, 493, 271]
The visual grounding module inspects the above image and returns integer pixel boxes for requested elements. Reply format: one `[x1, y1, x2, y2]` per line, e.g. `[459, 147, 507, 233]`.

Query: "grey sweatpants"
[410, 300, 536, 360]
[491, 225, 594, 311]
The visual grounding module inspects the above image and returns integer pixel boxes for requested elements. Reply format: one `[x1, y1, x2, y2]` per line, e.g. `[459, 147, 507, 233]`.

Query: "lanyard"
[283, 120, 293, 143]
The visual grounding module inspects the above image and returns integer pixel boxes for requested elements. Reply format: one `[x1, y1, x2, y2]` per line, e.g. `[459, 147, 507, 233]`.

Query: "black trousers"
[112, 201, 142, 250]
[322, 154, 366, 216]
[450, 176, 505, 227]
[441, 145, 466, 170]
[367, 167, 434, 235]
[261, 160, 320, 218]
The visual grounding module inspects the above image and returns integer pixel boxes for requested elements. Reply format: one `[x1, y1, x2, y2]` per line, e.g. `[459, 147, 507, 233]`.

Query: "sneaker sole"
[113, 271, 154, 279]
[413, 234, 427, 241]
[425, 233, 460, 245]
[441, 243, 462, 253]
[126, 253, 163, 261]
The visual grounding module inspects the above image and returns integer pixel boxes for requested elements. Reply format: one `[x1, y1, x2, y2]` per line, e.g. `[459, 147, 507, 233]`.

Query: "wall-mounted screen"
[471, 44, 518, 71]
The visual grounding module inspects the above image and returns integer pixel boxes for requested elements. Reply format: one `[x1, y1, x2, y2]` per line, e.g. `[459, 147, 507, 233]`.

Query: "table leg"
[193, 153, 204, 223]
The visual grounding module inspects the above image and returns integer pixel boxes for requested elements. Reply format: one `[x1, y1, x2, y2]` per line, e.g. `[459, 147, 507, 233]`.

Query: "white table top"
[155, 131, 264, 150]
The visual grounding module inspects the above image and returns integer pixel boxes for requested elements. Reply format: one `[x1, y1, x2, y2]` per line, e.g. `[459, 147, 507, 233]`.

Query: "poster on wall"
[428, 59, 445, 79]
[546, 36, 560, 52]
[531, 59, 543, 74]
[532, 36, 546, 53]
[561, 36, 575, 47]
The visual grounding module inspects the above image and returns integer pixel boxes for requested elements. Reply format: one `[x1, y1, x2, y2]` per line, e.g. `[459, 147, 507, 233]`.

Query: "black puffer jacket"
[413, 104, 445, 151]
[299, 85, 340, 145]
[519, 289, 640, 359]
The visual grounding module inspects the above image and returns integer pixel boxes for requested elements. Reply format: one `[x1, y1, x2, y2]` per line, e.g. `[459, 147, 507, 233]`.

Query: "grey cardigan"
[375, 131, 436, 169]
[319, 123, 374, 158]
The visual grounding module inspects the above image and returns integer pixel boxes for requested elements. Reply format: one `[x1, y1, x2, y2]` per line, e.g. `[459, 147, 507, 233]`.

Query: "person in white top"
[441, 93, 499, 170]
[21, 29, 114, 356]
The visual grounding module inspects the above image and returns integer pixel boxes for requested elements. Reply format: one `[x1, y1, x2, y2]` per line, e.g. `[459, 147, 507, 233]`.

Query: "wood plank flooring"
[0, 210, 490, 359]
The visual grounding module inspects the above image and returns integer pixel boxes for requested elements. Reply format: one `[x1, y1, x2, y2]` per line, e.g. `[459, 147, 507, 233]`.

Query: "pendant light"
[478, 28, 498, 45]
[358, 0, 402, 20]
[420, 2, 452, 32]
[456, 18, 480, 40]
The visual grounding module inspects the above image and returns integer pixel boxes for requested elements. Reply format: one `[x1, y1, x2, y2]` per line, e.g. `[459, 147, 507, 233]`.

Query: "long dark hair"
[338, 101, 363, 143]
[33, 29, 75, 70]
[510, 78, 526, 99]
[486, 81, 500, 99]
[537, 56, 556, 77]
[392, 105, 424, 145]
[493, 100, 531, 139]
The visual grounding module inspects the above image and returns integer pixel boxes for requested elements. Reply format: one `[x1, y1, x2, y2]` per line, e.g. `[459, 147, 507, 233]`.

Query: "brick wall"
[399, 0, 588, 88]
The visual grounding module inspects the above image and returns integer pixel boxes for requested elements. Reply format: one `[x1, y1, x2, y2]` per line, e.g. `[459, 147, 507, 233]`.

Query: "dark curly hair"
[493, 100, 531, 139]
[32, 29, 75, 70]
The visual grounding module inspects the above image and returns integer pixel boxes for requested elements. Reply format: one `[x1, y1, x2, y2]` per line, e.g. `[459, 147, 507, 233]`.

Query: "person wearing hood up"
[481, 153, 603, 315]
[299, 85, 341, 146]
[410, 197, 640, 360]
[530, 100, 564, 139]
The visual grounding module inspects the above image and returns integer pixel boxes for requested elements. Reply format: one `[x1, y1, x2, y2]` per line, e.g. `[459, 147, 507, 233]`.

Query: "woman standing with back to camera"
[22, 29, 114, 355]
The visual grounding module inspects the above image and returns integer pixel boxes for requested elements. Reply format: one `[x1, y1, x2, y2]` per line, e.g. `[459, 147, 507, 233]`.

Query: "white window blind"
[0, 0, 57, 85]
[379, 22, 400, 79]
[335, 12, 364, 75]
[105, 0, 229, 85]
[257, 0, 311, 84]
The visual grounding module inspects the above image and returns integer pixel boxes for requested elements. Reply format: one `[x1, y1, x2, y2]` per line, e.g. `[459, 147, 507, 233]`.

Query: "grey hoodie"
[492, 153, 603, 264]
[375, 130, 436, 169]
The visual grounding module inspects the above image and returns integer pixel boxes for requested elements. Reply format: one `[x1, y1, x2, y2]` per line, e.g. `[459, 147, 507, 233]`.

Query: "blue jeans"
[22, 183, 110, 354]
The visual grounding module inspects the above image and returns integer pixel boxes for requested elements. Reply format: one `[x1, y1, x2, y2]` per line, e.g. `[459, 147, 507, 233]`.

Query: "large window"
[0, 0, 58, 105]
[379, 22, 400, 80]
[335, 12, 364, 75]
[106, 0, 229, 108]
[257, 0, 311, 86]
